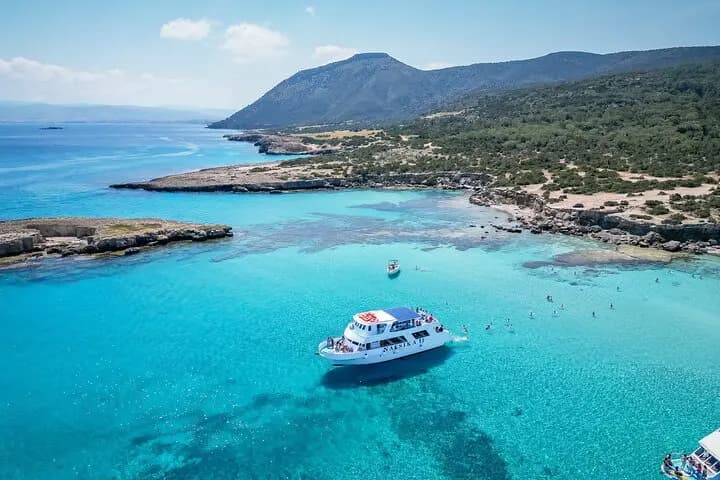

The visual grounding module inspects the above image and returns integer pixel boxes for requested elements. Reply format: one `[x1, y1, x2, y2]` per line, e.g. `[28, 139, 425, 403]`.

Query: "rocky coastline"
[0, 217, 233, 266]
[470, 189, 720, 255]
[111, 164, 491, 193]
[223, 133, 341, 155]
[109, 161, 720, 256]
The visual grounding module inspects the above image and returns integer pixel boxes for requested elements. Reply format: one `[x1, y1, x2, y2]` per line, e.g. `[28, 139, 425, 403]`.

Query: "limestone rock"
[662, 240, 682, 252]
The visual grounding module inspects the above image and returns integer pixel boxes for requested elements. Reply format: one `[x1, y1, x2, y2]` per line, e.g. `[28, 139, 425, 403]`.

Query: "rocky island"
[0, 217, 233, 266]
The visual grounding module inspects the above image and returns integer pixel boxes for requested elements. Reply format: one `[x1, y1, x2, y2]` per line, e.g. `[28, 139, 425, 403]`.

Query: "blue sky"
[1, 0, 719, 109]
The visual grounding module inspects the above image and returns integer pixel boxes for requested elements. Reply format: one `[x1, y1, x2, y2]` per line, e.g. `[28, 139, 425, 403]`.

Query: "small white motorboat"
[318, 306, 450, 366]
[661, 428, 720, 479]
[387, 259, 400, 276]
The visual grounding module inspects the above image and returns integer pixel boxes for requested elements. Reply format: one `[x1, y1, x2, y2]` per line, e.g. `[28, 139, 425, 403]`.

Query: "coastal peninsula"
[110, 161, 720, 254]
[0, 217, 233, 266]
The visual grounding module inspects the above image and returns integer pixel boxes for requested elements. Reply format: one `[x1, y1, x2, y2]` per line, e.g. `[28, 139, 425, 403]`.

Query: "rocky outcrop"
[112, 170, 492, 193]
[470, 188, 720, 255]
[0, 231, 43, 256]
[224, 133, 340, 155]
[0, 217, 233, 265]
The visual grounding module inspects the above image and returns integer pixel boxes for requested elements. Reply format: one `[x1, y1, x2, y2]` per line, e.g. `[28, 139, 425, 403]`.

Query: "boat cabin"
[350, 307, 435, 335]
[330, 306, 441, 353]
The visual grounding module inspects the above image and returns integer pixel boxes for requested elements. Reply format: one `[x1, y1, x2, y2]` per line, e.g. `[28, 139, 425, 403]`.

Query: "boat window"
[412, 330, 429, 339]
[377, 324, 386, 334]
[390, 320, 413, 331]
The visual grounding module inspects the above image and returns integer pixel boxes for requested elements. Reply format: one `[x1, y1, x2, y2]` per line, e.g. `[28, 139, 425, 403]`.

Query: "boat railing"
[664, 452, 719, 479]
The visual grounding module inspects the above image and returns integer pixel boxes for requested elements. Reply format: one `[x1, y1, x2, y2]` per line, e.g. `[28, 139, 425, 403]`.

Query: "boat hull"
[318, 330, 450, 366]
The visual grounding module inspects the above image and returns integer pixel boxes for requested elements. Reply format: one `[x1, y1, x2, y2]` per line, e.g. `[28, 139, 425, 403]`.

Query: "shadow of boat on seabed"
[320, 346, 454, 390]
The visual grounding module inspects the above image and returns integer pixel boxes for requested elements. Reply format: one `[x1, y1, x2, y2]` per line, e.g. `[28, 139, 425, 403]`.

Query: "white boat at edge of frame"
[661, 427, 720, 479]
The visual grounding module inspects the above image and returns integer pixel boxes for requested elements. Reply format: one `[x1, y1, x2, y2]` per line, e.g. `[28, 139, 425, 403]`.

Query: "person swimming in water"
[485, 322, 493, 330]
[529, 311, 534, 318]
[592, 311, 596, 318]
[462, 325, 469, 334]
[610, 303, 614, 310]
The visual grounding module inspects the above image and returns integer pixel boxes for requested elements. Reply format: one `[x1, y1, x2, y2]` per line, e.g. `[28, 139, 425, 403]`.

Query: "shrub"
[646, 204, 670, 215]
[662, 213, 686, 224]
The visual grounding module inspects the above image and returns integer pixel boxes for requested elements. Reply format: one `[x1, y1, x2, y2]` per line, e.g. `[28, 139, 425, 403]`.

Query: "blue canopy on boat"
[383, 306, 419, 322]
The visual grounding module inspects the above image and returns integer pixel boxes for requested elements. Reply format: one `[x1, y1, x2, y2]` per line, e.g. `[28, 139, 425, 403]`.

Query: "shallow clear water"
[1, 123, 719, 480]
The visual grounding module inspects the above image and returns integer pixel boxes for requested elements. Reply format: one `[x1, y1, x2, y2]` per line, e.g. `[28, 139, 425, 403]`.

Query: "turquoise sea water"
[1, 123, 719, 480]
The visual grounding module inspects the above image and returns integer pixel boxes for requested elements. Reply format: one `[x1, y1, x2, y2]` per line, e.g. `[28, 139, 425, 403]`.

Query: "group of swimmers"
[542, 291, 620, 319]
[481, 318, 514, 331]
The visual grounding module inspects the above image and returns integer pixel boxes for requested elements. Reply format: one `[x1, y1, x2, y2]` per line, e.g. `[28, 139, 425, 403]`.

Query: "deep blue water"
[1, 123, 719, 480]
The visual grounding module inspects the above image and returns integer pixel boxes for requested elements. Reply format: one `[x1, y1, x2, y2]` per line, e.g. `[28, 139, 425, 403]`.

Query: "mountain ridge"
[210, 46, 720, 130]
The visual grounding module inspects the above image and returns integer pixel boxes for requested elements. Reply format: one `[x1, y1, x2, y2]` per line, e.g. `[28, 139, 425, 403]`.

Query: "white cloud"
[160, 18, 211, 40]
[305, 6, 316, 15]
[0, 56, 192, 106]
[221, 23, 289, 63]
[422, 61, 455, 70]
[312, 45, 357, 64]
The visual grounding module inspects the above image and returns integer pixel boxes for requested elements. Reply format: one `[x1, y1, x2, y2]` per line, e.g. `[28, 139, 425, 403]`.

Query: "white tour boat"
[661, 428, 720, 479]
[387, 259, 400, 276]
[318, 306, 450, 366]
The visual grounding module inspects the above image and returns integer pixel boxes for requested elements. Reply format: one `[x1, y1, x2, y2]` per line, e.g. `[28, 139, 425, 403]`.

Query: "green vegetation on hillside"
[398, 62, 720, 183]
[280, 62, 720, 222]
